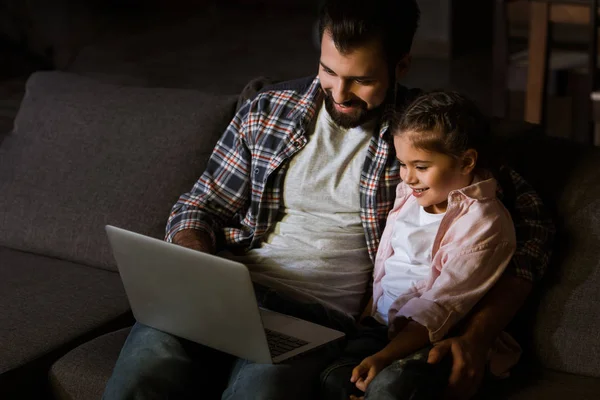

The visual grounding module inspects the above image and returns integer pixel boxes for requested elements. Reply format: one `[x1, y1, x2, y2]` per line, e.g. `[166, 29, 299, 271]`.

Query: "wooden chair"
[493, 0, 599, 144]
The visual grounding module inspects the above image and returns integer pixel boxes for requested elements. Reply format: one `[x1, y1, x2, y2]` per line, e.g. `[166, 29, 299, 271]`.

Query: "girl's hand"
[350, 354, 388, 392]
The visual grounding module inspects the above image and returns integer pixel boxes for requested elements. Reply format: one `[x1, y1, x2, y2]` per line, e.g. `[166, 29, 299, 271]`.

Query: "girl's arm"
[376, 320, 430, 362]
[350, 320, 430, 391]
[350, 236, 513, 393]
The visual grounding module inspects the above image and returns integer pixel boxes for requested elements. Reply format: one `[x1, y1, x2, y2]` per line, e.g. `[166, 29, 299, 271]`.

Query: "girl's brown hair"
[392, 90, 494, 170]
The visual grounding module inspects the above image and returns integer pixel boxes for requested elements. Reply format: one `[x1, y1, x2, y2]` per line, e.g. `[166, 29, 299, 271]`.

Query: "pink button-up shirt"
[372, 174, 516, 343]
[372, 174, 522, 376]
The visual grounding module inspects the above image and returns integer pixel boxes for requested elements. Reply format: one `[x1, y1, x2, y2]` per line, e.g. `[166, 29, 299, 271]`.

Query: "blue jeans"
[320, 318, 451, 400]
[102, 284, 355, 400]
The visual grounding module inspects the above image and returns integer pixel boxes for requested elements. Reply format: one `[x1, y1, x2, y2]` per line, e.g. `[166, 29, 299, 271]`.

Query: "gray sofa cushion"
[49, 327, 131, 400]
[484, 369, 600, 400]
[0, 246, 130, 375]
[503, 134, 600, 378]
[49, 325, 228, 400]
[0, 71, 238, 271]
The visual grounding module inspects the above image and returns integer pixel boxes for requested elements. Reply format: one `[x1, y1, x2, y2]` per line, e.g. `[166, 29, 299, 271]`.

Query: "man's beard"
[324, 91, 384, 129]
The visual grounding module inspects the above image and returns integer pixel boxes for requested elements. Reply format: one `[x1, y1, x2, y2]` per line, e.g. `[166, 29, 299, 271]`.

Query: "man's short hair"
[318, 0, 420, 64]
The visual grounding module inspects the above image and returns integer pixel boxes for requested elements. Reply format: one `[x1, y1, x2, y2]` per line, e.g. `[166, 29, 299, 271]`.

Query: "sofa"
[0, 71, 599, 399]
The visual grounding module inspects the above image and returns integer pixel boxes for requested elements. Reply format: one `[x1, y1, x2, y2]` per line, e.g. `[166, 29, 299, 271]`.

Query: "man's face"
[318, 29, 392, 129]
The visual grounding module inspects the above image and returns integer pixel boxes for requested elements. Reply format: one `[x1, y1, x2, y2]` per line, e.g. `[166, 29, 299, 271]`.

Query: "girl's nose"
[404, 168, 418, 185]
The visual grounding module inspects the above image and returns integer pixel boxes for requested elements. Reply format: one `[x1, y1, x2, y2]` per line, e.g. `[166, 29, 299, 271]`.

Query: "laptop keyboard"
[265, 329, 309, 357]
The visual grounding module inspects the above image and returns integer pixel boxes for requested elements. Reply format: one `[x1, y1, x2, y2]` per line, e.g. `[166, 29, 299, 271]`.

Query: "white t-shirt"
[374, 200, 445, 324]
[222, 103, 375, 317]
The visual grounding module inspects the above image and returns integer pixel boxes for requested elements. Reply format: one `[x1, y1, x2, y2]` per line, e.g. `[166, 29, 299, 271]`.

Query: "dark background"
[0, 0, 591, 140]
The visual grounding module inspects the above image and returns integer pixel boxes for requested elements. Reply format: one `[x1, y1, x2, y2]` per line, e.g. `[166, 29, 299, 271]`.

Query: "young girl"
[320, 91, 518, 400]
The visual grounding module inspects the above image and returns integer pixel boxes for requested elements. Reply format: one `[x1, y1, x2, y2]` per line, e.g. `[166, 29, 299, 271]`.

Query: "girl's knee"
[365, 365, 403, 399]
[365, 359, 446, 400]
[320, 361, 360, 400]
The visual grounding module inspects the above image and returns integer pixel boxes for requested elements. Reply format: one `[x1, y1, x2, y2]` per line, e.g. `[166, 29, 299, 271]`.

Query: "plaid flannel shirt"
[165, 76, 555, 282]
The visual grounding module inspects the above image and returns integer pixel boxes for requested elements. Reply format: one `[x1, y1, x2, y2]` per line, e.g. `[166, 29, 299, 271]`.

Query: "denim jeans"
[320, 318, 452, 400]
[102, 284, 355, 400]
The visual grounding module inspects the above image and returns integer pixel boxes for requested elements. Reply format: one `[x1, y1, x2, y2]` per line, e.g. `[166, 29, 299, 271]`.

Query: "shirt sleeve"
[496, 166, 556, 282]
[164, 102, 252, 248]
[394, 240, 515, 343]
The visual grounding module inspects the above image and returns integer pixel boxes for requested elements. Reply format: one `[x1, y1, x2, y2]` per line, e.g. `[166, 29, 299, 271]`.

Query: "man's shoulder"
[236, 76, 315, 111]
[241, 76, 315, 104]
[260, 76, 316, 94]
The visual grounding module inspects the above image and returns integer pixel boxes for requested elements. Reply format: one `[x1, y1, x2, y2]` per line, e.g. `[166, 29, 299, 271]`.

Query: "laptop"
[105, 225, 345, 364]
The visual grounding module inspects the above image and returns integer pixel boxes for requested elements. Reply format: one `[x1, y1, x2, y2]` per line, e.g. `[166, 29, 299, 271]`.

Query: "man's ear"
[461, 149, 478, 174]
[395, 54, 412, 83]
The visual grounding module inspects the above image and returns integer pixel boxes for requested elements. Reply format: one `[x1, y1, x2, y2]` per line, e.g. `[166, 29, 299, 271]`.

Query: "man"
[103, 1, 554, 399]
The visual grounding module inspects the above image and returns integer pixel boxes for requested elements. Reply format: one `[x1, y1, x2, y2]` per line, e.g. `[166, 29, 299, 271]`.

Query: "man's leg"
[220, 285, 355, 400]
[102, 322, 232, 400]
[254, 284, 357, 334]
[365, 347, 452, 400]
[222, 343, 341, 400]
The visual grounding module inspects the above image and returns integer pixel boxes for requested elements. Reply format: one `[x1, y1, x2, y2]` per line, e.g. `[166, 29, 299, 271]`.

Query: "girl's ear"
[461, 149, 478, 175]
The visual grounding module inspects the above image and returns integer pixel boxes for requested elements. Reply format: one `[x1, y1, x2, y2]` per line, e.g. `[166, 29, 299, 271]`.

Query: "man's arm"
[427, 274, 532, 399]
[457, 274, 532, 351]
[164, 102, 253, 250]
[494, 166, 556, 282]
[172, 229, 215, 254]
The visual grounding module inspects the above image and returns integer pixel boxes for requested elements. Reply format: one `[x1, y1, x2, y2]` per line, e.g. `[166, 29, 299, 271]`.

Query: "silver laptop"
[105, 225, 345, 364]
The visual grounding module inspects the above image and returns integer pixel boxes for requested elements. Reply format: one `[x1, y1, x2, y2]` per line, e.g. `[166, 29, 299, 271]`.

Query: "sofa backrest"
[2, 71, 599, 378]
[501, 132, 600, 378]
[0, 71, 238, 271]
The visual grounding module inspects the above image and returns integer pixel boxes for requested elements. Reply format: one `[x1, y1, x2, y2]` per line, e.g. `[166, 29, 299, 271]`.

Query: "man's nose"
[332, 79, 352, 104]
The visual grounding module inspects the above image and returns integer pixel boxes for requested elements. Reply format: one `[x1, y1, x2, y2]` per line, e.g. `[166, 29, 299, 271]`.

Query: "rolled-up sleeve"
[165, 103, 252, 247]
[393, 240, 515, 343]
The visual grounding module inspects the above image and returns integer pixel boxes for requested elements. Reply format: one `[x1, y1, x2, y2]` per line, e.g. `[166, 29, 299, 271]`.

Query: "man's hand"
[427, 336, 487, 400]
[425, 274, 533, 399]
[172, 229, 214, 253]
[350, 354, 388, 393]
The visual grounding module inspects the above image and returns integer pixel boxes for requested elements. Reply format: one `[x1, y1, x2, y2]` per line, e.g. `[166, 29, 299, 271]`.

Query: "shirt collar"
[451, 171, 497, 201]
[288, 76, 323, 125]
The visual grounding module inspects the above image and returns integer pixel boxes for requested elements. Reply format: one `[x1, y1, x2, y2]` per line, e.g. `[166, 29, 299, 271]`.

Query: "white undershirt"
[222, 103, 375, 317]
[374, 200, 445, 324]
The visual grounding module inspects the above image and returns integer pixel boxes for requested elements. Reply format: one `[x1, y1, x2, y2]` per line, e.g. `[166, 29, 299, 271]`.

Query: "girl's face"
[394, 134, 476, 214]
